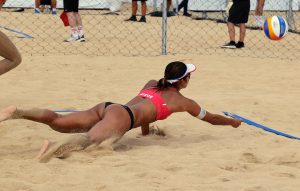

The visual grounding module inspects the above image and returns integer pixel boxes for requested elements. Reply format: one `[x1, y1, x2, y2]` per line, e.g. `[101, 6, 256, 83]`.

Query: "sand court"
[0, 53, 300, 190]
[1, 2, 300, 189]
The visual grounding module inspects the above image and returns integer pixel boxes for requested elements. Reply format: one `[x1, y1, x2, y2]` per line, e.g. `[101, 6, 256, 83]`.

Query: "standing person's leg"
[221, 22, 236, 49]
[222, 1, 237, 49]
[255, 0, 265, 16]
[239, 24, 246, 42]
[236, 23, 246, 48]
[72, 0, 85, 41]
[138, 0, 147, 22]
[35, 0, 41, 13]
[0, 103, 107, 133]
[254, 0, 265, 27]
[0, 31, 22, 76]
[178, 0, 190, 16]
[182, 0, 191, 16]
[74, 12, 85, 41]
[236, 0, 250, 48]
[64, 0, 80, 41]
[167, 0, 172, 11]
[125, 0, 138, 21]
[66, 12, 79, 39]
[227, 22, 235, 42]
[51, 0, 57, 15]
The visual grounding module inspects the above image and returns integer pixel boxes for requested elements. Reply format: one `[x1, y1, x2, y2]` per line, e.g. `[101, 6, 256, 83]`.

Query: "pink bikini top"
[138, 87, 173, 120]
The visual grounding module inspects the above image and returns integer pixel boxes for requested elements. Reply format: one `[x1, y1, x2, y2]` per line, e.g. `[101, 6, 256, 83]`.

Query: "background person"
[126, 0, 147, 22]
[254, 0, 265, 27]
[0, 61, 242, 162]
[176, 0, 191, 17]
[255, 0, 265, 16]
[34, 0, 57, 15]
[63, 0, 85, 42]
[222, 0, 250, 49]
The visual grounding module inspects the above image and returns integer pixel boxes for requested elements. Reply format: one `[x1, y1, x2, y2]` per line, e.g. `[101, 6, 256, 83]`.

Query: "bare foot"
[36, 140, 50, 160]
[0, 105, 17, 122]
[37, 140, 67, 163]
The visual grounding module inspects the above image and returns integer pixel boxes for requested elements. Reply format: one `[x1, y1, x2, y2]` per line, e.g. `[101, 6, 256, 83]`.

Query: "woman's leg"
[37, 105, 132, 162]
[0, 31, 22, 76]
[0, 103, 106, 133]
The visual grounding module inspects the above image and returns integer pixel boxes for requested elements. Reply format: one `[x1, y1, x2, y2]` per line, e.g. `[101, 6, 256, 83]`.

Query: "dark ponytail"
[156, 77, 172, 90]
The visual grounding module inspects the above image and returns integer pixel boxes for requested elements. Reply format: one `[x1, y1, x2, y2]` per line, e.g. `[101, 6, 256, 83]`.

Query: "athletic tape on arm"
[196, 108, 207, 120]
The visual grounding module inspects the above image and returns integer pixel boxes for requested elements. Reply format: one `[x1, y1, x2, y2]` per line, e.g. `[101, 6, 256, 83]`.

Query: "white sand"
[0, 53, 300, 191]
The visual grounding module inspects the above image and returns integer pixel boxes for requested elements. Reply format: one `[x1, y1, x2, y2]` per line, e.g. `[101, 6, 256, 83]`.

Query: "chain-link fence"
[1, 0, 299, 59]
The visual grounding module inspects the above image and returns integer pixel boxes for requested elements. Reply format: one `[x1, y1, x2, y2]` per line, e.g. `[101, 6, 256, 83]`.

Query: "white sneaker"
[64, 35, 79, 42]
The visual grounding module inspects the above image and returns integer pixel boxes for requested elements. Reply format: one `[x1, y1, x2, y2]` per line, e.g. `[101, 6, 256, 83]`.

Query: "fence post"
[287, 0, 295, 30]
[153, 0, 157, 12]
[162, 0, 167, 55]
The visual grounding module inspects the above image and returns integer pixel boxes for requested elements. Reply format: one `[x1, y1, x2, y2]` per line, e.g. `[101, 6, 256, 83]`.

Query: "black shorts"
[228, 0, 250, 24]
[104, 102, 134, 131]
[63, 0, 79, 12]
[41, 0, 51, 5]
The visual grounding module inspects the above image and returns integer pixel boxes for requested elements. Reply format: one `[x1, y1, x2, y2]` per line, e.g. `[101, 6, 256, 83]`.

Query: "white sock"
[77, 26, 84, 37]
[71, 27, 79, 38]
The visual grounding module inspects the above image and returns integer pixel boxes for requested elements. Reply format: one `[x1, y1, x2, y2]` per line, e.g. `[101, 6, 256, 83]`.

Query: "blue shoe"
[52, 9, 57, 15]
[34, 8, 41, 14]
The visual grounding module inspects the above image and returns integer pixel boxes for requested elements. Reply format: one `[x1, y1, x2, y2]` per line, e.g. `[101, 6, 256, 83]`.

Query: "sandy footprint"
[0, 105, 17, 122]
[37, 140, 84, 163]
[37, 134, 92, 163]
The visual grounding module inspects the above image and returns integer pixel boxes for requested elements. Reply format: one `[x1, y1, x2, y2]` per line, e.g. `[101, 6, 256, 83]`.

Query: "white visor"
[166, 63, 196, 84]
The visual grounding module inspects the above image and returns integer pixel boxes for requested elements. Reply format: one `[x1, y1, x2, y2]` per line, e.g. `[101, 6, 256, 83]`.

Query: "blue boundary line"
[0, 25, 33, 38]
[53, 110, 80, 113]
[224, 112, 300, 140]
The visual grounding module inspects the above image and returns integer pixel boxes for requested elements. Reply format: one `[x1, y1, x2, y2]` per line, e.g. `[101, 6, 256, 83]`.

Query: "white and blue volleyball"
[263, 16, 288, 41]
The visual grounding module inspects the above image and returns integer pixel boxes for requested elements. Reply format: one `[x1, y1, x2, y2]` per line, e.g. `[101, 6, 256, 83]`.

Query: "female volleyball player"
[0, 61, 242, 162]
[0, 1, 22, 76]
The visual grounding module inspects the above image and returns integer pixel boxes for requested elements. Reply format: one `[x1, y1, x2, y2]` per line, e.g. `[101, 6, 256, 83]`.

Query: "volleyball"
[263, 16, 288, 41]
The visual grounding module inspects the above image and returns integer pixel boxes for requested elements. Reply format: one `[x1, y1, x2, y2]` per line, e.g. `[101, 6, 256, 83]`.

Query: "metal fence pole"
[153, 0, 158, 12]
[175, 0, 179, 12]
[287, 0, 295, 30]
[162, 0, 167, 55]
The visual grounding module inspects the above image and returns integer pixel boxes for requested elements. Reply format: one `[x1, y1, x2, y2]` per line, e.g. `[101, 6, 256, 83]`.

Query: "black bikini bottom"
[104, 102, 134, 130]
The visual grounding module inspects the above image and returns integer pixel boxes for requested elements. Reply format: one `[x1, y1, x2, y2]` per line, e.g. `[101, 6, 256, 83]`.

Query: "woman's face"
[180, 73, 191, 89]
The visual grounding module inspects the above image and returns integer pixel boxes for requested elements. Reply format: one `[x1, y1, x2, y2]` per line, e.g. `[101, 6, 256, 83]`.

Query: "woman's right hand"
[231, 119, 243, 128]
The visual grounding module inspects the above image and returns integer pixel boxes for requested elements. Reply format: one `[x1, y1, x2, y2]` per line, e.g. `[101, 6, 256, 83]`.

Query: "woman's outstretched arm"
[184, 99, 242, 128]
